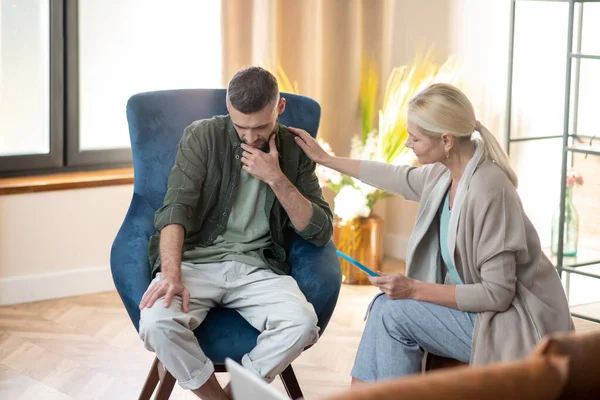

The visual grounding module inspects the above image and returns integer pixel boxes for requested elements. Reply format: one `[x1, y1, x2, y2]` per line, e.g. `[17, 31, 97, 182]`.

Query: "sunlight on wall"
[448, 0, 510, 139]
[78, 0, 222, 151]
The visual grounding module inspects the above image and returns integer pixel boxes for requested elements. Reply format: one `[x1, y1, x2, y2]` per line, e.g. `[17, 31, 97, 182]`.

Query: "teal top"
[440, 190, 463, 285]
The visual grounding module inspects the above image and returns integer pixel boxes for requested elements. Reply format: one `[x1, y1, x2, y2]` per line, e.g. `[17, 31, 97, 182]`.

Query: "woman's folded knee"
[366, 293, 389, 320]
[382, 299, 421, 324]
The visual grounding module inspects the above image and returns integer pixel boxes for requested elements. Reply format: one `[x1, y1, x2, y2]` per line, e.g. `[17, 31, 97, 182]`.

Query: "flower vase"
[551, 186, 579, 257]
[333, 215, 384, 285]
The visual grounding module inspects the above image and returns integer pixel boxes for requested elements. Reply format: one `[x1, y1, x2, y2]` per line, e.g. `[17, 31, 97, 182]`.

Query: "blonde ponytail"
[408, 83, 519, 188]
[476, 123, 519, 188]
[476, 121, 519, 188]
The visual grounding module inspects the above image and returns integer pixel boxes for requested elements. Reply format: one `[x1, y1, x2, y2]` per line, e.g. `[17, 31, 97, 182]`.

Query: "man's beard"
[244, 129, 277, 152]
[258, 132, 274, 152]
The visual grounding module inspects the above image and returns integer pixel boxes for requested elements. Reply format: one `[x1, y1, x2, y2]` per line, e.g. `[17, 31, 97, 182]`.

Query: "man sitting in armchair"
[138, 66, 334, 400]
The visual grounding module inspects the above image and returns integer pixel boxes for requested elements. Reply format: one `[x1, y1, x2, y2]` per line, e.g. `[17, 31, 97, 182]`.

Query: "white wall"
[0, 185, 133, 305]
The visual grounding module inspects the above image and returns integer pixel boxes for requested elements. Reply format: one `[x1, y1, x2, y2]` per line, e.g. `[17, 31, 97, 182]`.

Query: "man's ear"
[278, 98, 286, 115]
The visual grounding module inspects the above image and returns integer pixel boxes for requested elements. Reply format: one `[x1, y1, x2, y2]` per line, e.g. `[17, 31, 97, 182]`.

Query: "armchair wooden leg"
[155, 369, 177, 400]
[214, 364, 227, 373]
[138, 356, 177, 400]
[280, 365, 303, 400]
[138, 357, 160, 400]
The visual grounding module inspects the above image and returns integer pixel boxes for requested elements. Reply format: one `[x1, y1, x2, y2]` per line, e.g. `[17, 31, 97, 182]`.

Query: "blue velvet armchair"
[110, 89, 342, 399]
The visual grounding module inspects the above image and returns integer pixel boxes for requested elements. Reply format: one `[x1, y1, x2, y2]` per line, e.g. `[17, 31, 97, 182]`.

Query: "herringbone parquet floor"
[0, 283, 386, 400]
[1, 261, 599, 400]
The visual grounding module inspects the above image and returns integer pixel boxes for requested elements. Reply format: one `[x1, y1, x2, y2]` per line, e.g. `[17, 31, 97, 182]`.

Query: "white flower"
[316, 165, 343, 187]
[314, 139, 344, 187]
[318, 139, 335, 156]
[349, 135, 363, 159]
[392, 150, 418, 166]
[315, 165, 330, 187]
[329, 169, 343, 185]
[363, 132, 379, 159]
[352, 177, 377, 195]
[350, 131, 381, 161]
[334, 186, 371, 221]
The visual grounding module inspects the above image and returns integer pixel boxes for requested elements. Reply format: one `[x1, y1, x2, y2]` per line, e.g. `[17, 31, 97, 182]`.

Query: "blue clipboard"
[336, 250, 380, 277]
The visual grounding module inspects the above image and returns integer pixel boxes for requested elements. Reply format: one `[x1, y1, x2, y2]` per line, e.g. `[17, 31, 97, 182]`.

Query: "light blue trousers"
[351, 294, 476, 382]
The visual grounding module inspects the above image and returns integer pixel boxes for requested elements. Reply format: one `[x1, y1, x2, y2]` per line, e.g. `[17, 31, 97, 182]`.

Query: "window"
[0, 0, 63, 173]
[0, 0, 222, 176]
[509, 1, 600, 248]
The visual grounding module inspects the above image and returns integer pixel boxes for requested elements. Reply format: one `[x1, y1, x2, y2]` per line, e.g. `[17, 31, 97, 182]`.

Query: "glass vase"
[551, 186, 579, 257]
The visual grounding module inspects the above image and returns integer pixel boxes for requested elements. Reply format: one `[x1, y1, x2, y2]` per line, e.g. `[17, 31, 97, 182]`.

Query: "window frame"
[64, 0, 133, 168]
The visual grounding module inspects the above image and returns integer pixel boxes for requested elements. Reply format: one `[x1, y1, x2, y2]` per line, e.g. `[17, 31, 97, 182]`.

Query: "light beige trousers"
[139, 261, 319, 390]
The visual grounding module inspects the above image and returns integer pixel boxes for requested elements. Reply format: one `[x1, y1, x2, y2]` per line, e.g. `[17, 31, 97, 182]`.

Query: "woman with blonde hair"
[289, 83, 574, 382]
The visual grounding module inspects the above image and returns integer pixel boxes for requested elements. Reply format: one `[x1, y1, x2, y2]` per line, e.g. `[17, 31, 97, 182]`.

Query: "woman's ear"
[441, 133, 454, 154]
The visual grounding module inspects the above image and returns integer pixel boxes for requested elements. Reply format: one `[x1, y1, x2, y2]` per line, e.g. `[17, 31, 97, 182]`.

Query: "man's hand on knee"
[139, 276, 191, 312]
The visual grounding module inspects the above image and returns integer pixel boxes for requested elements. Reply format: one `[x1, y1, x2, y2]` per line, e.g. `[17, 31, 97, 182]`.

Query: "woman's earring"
[445, 150, 449, 159]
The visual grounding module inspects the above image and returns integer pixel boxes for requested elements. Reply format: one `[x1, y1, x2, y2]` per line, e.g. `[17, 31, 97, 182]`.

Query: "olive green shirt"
[148, 115, 333, 276]
[182, 168, 272, 268]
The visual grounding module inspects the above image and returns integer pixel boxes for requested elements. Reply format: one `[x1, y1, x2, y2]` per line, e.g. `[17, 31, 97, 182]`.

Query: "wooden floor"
[1, 261, 599, 399]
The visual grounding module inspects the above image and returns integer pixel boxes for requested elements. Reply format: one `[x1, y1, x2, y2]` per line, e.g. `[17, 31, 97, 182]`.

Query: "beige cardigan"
[359, 143, 574, 364]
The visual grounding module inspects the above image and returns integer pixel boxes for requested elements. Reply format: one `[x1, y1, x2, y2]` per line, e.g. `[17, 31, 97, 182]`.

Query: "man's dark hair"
[227, 67, 279, 114]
